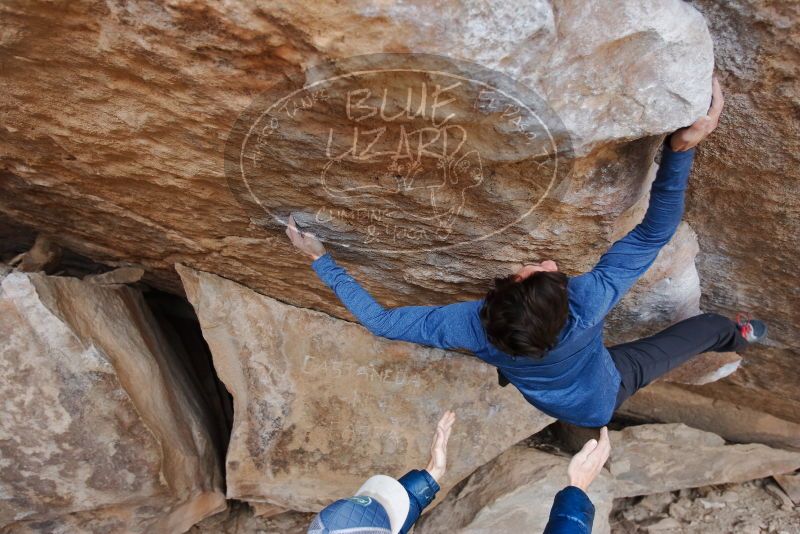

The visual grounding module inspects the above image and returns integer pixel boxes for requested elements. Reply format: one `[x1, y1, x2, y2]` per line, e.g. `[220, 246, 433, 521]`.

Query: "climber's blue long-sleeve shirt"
[312, 141, 695, 426]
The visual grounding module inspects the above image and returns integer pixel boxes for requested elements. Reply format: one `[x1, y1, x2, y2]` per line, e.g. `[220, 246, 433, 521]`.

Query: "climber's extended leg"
[608, 312, 764, 409]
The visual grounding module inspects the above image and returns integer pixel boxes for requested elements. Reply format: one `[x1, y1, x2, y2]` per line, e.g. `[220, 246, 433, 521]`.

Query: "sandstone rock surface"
[0, 0, 795, 438]
[774, 471, 800, 505]
[252, 0, 713, 154]
[418, 422, 800, 533]
[0, 271, 225, 532]
[0, 0, 710, 325]
[83, 266, 145, 285]
[415, 445, 615, 534]
[609, 424, 800, 498]
[176, 264, 552, 512]
[678, 0, 800, 423]
[587, 0, 800, 445]
[16, 0, 793, 429]
[188, 502, 313, 534]
[10, 235, 61, 274]
[619, 382, 800, 450]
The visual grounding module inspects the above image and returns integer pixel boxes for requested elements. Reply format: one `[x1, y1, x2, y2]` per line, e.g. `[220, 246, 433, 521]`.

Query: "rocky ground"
[611, 478, 800, 534]
[187, 502, 314, 534]
[193, 477, 800, 534]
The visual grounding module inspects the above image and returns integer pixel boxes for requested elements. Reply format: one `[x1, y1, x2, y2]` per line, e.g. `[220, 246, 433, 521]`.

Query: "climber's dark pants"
[609, 313, 749, 409]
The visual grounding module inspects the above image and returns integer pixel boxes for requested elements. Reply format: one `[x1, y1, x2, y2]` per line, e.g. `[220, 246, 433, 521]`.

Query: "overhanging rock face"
[0, 272, 225, 533]
[176, 264, 553, 512]
[0, 0, 711, 312]
[7, 0, 782, 432]
[9, 0, 765, 421]
[247, 0, 713, 153]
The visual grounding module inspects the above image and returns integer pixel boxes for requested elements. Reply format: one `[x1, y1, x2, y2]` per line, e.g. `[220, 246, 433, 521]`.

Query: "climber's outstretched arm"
[286, 216, 483, 352]
[571, 140, 695, 323]
[311, 253, 483, 350]
[570, 77, 723, 326]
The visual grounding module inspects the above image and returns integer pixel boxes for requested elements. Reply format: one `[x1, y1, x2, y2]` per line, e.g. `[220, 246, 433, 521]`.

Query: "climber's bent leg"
[608, 313, 749, 409]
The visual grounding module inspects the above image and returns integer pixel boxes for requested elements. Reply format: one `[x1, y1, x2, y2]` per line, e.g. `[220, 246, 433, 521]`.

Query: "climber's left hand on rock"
[669, 75, 724, 152]
[425, 410, 455, 482]
[286, 214, 326, 261]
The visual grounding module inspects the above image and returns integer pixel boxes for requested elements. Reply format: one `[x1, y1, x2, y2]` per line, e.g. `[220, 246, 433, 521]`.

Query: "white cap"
[355, 475, 410, 534]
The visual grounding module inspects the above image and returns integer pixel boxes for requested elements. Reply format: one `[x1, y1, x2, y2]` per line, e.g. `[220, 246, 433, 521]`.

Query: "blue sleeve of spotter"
[397, 470, 440, 534]
[543, 486, 596, 534]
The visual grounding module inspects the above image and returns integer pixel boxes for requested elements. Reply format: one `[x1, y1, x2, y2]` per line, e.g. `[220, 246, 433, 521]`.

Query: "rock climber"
[286, 76, 767, 428]
[308, 413, 611, 534]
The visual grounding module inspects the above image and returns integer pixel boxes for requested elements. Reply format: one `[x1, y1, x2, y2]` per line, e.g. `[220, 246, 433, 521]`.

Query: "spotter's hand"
[567, 426, 611, 492]
[425, 410, 456, 482]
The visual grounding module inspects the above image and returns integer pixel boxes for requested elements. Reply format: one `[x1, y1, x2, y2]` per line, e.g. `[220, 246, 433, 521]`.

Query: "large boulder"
[0, 271, 225, 532]
[618, 382, 800, 450]
[0, 0, 711, 318]
[417, 422, 800, 533]
[7, 0, 793, 429]
[243, 0, 712, 154]
[609, 424, 800, 498]
[176, 264, 553, 512]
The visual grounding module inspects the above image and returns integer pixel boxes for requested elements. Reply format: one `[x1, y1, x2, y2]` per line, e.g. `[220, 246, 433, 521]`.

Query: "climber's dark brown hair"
[480, 271, 569, 358]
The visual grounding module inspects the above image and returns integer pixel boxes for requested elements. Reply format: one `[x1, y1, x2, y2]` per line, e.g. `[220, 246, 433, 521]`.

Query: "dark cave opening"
[142, 288, 234, 472]
[1, 219, 234, 482]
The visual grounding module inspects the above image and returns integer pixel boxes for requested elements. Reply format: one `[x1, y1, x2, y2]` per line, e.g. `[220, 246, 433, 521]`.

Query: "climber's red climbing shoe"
[736, 312, 768, 344]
